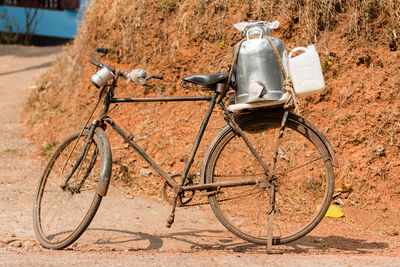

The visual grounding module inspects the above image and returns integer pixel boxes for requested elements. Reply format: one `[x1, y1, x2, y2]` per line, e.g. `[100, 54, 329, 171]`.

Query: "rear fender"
[289, 113, 339, 168]
[200, 125, 232, 185]
[199, 108, 339, 184]
[234, 108, 339, 168]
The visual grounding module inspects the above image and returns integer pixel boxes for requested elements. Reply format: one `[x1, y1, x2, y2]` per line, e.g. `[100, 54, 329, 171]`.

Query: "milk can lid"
[233, 20, 280, 36]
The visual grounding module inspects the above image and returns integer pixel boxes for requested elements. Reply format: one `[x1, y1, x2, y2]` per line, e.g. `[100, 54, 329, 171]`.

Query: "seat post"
[216, 83, 224, 93]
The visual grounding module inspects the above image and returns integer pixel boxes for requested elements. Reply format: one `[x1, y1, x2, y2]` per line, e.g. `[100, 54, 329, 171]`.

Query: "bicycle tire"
[33, 128, 111, 249]
[204, 112, 334, 245]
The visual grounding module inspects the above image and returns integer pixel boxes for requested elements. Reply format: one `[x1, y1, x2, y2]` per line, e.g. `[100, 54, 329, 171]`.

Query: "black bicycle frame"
[96, 78, 270, 194]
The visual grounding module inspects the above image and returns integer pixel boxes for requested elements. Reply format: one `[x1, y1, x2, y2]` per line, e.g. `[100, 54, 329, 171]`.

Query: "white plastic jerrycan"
[288, 45, 325, 97]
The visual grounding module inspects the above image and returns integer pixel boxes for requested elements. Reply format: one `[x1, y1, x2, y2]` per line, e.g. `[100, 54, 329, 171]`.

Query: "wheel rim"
[207, 119, 334, 245]
[34, 132, 101, 247]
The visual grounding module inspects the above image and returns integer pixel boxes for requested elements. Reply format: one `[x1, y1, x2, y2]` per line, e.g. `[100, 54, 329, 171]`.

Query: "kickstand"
[166, 190, 180, 228]
[266, 210, 274, 253]
[265, 111, 288, 253]
[266, 183, 277, 253]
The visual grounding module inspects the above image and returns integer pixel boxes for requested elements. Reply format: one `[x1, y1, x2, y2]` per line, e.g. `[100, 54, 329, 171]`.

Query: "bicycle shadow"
[83, 227, 251, 251]
[285, 235, 389, 254]
[81, 228, 389, 254]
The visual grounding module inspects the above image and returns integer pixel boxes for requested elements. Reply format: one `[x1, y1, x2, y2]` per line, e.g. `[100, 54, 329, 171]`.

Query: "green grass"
[41, 141, 58, 158]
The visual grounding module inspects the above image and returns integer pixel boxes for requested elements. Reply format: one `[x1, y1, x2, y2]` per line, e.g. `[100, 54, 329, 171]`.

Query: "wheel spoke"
[34, 130, 105, 249]
[206, 115, 334, 245]
[276, 154, 330, 177]
[214, 173, 266, 178]
[215, 186, 266, 203]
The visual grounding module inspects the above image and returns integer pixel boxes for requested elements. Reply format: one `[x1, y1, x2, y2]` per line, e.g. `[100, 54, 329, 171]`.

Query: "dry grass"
[30, 0, 400, 97]
[280, 0, 345, 43]
[345, 0, 400, 49]
[25, 0, 400, 206]
[277, 0, 400, 46]
[27, 0, 400, 143]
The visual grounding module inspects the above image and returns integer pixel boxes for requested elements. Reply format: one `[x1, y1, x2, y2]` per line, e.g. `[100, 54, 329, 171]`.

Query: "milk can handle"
[246, 27, 263, 40]
[288, 47, 307, 59]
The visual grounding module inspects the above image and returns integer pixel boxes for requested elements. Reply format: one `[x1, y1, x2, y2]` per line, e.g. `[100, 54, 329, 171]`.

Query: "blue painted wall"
[0, 0, 87, 39]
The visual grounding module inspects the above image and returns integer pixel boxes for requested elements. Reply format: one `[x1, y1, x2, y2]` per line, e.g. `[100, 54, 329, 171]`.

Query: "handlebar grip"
[96, 48, 109, 55]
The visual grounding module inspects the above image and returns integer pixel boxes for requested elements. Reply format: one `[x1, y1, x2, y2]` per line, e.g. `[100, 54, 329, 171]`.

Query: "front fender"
[93, 127, 112, 196]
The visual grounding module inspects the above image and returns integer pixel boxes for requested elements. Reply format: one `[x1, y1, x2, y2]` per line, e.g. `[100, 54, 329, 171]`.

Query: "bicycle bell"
[90, 66, 114, 88]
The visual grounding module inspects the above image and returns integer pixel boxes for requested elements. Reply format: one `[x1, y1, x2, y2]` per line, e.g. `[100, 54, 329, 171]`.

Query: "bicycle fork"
[61, 120, 98, 193]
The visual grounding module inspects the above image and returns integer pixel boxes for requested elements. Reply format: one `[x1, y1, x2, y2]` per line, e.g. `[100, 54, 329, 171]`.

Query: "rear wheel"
[205, 114, 334, 245]
[33, 128, 109, 249]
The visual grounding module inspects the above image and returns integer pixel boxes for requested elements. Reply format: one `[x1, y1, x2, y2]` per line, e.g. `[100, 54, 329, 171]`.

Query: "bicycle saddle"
[182, 72, 228, 86]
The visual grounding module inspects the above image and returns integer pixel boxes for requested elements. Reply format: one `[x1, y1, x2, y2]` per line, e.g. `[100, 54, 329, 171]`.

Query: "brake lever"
[143, 84, 164, 92]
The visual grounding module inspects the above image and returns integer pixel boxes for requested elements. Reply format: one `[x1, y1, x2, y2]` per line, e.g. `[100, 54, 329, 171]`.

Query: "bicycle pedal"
[166, 214, 175, 228]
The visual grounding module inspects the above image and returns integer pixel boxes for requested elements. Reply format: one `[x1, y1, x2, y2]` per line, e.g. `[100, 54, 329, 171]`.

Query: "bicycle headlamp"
[90, 66, 114, 88]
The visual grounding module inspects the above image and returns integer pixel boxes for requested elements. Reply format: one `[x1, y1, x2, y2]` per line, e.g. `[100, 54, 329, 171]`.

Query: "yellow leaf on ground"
[317, 204, 345, 218]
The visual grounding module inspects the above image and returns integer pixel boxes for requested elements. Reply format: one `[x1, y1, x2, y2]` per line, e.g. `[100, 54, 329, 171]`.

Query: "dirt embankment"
[25, 0, 400, 234]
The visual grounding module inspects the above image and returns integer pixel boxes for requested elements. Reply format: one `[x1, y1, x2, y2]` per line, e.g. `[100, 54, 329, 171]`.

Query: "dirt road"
[0, 45, 227, 250]
[0, 45, 62, 242]
[0, 45, 399, 266]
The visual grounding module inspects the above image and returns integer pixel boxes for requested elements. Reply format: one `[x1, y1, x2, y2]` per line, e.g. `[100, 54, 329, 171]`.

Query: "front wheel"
[33, 128, 111, 249]
[204, 113, 335, 245]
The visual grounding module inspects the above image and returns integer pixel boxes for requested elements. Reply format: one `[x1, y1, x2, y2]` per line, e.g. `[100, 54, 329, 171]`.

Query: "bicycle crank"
[162, 173, 196, 206]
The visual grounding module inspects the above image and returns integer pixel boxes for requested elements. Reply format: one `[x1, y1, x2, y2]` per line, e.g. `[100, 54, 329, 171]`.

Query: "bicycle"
[33, 48, 338, 250]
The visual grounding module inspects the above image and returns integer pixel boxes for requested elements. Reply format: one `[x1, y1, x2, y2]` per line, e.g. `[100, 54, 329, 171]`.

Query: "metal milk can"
[233, 24, 288, 104]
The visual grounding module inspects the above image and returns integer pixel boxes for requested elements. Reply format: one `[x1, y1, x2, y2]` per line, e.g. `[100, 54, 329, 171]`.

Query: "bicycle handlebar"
[89, 48, 163, 86]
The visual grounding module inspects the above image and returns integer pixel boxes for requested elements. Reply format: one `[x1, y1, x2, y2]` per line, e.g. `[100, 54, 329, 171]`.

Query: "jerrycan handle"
[288, 47, 308, 59]
[246, 27, 263, 41]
